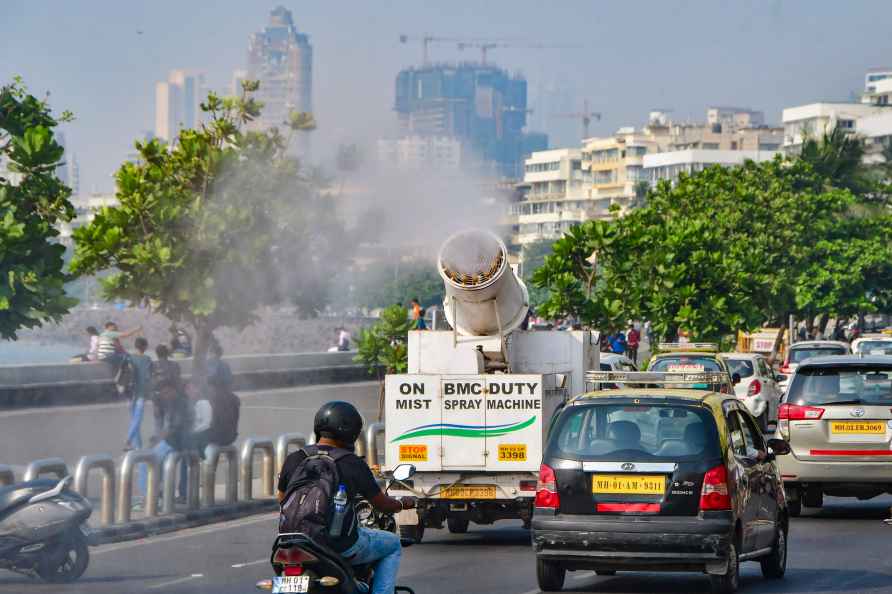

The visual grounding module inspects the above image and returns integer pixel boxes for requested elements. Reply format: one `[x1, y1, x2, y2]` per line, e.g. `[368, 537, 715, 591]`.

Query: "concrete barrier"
[0, 351, 371, 408]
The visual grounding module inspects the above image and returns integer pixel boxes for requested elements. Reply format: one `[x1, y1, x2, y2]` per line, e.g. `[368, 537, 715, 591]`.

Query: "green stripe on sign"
[391, 416, 536, 442]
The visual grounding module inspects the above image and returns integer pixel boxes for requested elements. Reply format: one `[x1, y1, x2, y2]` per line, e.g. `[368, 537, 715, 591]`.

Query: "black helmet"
[314, 401, 363, 444]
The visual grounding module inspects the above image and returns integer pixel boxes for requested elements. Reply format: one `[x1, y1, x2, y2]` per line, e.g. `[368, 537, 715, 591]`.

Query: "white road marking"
[147, 573, 204, 589]
[93, 514, 276, 555]
[232, 558, 268, 568]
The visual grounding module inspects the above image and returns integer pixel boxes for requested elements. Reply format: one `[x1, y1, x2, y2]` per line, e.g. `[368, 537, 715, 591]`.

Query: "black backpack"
[279, 446, 357, 551]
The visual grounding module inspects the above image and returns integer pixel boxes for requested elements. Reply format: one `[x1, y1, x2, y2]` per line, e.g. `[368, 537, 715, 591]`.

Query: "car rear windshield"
[724, 359, 755, 378]
[854, 340, 892, 355]
[787, 366, 892, 406]
[789, 347, 846, 364]
[550, 402, 720, 461]
[649, 356, 722, 373]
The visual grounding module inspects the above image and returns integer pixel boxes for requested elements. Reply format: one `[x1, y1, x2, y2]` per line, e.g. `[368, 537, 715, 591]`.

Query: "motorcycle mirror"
[392, 464, 416, 482]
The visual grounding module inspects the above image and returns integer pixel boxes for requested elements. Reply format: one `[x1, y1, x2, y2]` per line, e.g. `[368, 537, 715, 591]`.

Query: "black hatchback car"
[532, 383, 791, 593]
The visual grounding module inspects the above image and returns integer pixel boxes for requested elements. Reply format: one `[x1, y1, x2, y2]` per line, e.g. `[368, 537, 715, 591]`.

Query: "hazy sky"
[4, 0, 892, 193]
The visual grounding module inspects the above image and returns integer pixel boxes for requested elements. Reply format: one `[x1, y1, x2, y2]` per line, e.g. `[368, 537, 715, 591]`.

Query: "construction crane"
[399, 34, 511, 65]
[456, 40, 581, 65]
[552, 99, 602, 139]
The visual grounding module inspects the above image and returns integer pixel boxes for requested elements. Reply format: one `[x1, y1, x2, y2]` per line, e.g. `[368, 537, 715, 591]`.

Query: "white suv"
[720, 352, 783, 430]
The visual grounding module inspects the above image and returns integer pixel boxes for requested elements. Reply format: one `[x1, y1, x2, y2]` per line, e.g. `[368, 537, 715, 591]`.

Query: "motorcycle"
[0, 476, 93, 583]
[256, 464, 418, 594]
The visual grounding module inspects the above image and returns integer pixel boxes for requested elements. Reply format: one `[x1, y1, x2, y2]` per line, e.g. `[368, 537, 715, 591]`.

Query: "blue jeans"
[340, 528, 401, 594]
[126, 398, 145, 448]
[137, 440, 187, 500]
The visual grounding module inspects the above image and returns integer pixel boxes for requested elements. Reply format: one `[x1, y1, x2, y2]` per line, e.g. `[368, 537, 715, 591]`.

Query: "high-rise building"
[394, 63, 547, 179]
[154, 69, 205, 143]
[245, 6, 313, 140]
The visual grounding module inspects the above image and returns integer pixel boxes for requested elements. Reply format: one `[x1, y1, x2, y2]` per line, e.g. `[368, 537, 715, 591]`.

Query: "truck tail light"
[747, 379, 761, 397]
[778, 403, 824, 420]
[535, 464, 560, 509]
[699, 465, 731, 511]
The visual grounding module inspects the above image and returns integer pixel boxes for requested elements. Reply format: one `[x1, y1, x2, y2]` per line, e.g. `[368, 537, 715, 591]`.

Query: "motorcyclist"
[276, 401, 415, 594]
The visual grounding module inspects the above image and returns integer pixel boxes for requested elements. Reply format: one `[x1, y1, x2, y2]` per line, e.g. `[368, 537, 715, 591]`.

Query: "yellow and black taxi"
[647, 343, 738, 393]
[532, 371, 791, 594]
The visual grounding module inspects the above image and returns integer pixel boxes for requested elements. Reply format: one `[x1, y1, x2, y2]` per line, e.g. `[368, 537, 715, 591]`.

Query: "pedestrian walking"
[206, 342, 233, 392]
[627, 323, 641, 364]
[151, 344, 181, 438]
[125, 337, 153, 451]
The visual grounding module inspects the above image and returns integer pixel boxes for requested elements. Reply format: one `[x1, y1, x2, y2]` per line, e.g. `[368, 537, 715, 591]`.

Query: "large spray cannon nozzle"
[438, 229, 529, 337]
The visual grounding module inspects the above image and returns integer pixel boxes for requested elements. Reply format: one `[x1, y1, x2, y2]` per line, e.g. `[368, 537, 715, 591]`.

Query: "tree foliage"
[346, 260, 443, 311]
[354, 304, 412, 419]
[0, 78, 76, 340]
[70, 82, 333, 373]
[533, 156, 892, 343]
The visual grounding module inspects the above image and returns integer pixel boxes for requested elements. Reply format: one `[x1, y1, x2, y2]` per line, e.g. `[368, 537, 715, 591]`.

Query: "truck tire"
[399, 521, 424, 544]
[447, 516, 469, 534]
[536, 558, 565, 592]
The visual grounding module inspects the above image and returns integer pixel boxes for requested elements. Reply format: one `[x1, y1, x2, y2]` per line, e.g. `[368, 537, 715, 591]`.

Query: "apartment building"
[644, 149, 780, 187]
[509, 149, 597, 247]
[782, 102, 885, 151]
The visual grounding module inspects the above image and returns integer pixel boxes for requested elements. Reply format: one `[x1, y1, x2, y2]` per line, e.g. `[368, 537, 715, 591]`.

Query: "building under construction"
[394, 63, 547, 179]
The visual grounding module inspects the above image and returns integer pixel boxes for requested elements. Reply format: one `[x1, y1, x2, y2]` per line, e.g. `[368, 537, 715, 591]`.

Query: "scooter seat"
[0, 479, 58, 514]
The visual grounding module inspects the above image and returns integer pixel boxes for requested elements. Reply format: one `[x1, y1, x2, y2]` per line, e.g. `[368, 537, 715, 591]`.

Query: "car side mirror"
[766, 438, 791, 456]
[392, 464, 416, 482]
[732, 372, 741, 385]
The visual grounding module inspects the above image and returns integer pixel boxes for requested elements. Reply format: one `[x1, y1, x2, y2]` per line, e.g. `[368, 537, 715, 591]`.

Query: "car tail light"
[747, 379, 762, 397]
[535, 464, 560, 509]
[779, 361, 791, 374]
[699, 465, 731, 511]
[778, 403, 824, 420]
[284, 566, 305, 576]
[519, 480, 537, 492]
[273, 547, 317, 566]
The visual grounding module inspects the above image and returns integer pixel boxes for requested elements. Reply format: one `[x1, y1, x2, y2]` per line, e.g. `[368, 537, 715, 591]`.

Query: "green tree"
[0, 78, 77, 340]
[520, 239, 554, 310]
[533, 157, 892, 349]
[799, 126, 871, 195]
[354, 304, 412, 419]
[71, 82, 326, 377]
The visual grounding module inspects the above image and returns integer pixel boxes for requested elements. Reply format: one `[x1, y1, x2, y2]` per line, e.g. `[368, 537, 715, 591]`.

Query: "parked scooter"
[0, 476, 93, 582]
[256, 464, 418, 594]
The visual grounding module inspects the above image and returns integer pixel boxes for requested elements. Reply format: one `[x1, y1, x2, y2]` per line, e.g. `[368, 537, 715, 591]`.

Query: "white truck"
[385, 230, 598, 539]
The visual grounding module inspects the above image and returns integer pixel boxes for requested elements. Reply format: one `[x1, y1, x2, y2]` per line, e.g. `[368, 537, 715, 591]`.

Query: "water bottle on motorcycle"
[329, 485, 348, 538]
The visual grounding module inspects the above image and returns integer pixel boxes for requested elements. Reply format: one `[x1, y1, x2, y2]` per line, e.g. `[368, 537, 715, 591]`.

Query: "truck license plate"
[440, 484, 497, 499]
[273, 576, 310, 593]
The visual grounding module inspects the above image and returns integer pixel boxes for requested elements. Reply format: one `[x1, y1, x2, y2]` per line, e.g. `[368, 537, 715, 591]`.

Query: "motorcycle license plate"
[273, 575, 310, 593]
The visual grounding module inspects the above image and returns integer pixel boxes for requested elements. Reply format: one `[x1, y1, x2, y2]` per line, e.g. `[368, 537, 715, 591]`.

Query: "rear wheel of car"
[536, 558, 565, 592]
[760, 521, 787, 579]
[786, 487, 802, 517]
[709, 542, 739, 594]
[447, 516, 469, 534]
[804, 488, 823, 509]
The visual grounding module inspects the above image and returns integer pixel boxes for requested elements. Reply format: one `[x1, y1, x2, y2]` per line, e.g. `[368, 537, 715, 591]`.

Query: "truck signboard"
[385, 374, 548, 473]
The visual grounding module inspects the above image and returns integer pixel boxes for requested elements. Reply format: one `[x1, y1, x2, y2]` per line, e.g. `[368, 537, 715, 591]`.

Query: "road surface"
[1, 496, 890, 594]
[0, 382, 381, 469]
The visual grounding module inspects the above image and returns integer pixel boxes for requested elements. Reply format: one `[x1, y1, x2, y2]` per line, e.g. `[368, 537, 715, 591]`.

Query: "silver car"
[775, 355, 892, 516]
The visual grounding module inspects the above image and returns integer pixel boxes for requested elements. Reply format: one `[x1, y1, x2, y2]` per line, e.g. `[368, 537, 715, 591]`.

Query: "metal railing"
[275, 433, 307, 476]
[239, 437, 275, 501]
[162, 451, 200, 515]
[364, 422, 385, 467]
[74, 454, 116, 526]
[202, 444, 239, 507]
[117, 449, 160, 524]
[4, 427, 387, 528]
[23, 458, 69, 482]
